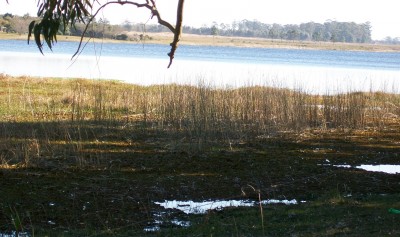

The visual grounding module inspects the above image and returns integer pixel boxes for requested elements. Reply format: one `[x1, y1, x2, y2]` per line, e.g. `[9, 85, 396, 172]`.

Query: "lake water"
[0, 39, 399, 94]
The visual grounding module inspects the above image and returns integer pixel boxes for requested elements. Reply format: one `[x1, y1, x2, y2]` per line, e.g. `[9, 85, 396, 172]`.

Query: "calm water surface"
[1, 39, 399, 70]
[0, 39, 399, 94]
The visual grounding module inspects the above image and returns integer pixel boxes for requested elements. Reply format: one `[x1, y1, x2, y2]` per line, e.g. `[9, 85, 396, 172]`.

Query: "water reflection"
[329, 164, 400, 174]
[356, 165, 400, 174]
[1, 51, 399, 95]
[144, 198, 300, 232]
[0, 232, 30, 237]
[155, 199, 299, 214]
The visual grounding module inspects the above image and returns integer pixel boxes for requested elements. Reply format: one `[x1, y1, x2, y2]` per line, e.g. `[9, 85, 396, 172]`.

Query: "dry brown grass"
[1, 75, 400, 235]
[1, 75, 399, 167]
[2, 75, 399, 131]
[2, 31, 400, 52]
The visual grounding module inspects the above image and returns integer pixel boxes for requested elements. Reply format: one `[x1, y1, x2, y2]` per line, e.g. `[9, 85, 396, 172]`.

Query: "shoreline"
[1, 51, 399, 95]
[1, 43, 400, 236]
[1, 31, 400, 53]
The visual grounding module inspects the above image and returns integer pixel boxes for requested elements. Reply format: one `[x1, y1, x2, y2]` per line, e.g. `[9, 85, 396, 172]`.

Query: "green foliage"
[211, 23, 219, 36]
[115, 33, 128, 41]
[183, 19, 373, 43]
[28, 0, 93, 53]
[9, 206, 23, 234]
[21, 0, 183, 66]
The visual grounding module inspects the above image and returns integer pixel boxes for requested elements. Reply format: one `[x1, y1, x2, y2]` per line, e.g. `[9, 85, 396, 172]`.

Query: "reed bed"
[0, 74, 399, 167]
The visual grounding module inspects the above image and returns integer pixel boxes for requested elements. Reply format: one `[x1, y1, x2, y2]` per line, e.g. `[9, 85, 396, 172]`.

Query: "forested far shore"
[1, 13, 399, 45]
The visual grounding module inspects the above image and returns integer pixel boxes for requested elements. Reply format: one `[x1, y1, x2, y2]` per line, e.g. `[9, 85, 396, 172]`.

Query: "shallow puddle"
[144, 199, 300, 232]
[355, 165, 400, 174]
[329, 164, 400, 174]
[0, 232, 31, 237]
[155, 199, 299, 214]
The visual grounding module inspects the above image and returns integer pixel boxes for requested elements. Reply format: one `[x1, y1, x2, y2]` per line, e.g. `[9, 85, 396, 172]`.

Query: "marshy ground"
[0, 75, 399, 236]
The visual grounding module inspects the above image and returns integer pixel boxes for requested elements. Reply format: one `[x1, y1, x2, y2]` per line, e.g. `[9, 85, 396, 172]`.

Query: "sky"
[1, 0, 399, 40]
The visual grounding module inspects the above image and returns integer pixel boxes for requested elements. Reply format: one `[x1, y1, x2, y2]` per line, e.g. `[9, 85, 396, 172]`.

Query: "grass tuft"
[0, 75, 400, 235]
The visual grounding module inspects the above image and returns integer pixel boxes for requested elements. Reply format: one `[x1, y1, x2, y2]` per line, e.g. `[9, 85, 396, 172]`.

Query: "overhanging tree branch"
[167, 0, 184, 68]
[71, 1, 156, 59]
[27, 0, 185, 68]
[148, 0, 175, 33]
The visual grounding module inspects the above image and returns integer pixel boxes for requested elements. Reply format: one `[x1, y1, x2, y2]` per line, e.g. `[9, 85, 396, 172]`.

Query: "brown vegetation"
[0, 75, 400, 235]
[2, 31, 400, 52]
[0, 74, 399, 167]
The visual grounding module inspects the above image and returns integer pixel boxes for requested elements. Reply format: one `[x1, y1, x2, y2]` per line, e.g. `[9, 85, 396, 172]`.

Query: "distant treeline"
[185, 20, 374, 43]
[125, 19, 399, 45]
[1, 13, 399, 45]
[119, 19, 377, 44]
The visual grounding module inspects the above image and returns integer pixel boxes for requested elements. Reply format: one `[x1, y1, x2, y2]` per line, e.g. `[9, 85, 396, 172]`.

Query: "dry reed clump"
[1, 77, 399, 133]
[0, 76, 399, 167]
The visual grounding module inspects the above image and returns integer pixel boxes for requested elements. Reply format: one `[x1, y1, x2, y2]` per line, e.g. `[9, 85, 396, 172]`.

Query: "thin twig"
[71, 0, 183, 68]
[72, 1, 153, 59]
[244, 184, 265, 235]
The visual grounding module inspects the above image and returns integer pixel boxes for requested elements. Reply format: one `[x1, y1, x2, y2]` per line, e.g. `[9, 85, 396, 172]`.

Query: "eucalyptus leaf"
[24, 0, 183, 67]
[28, 21, 35, 44]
